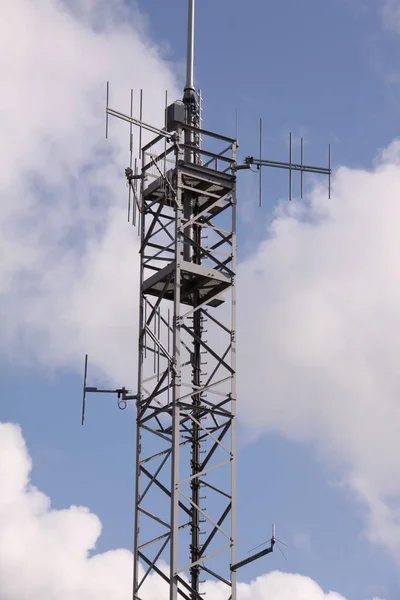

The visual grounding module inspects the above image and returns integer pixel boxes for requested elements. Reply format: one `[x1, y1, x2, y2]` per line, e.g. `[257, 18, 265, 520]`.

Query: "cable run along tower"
[81, 2, 331, 599]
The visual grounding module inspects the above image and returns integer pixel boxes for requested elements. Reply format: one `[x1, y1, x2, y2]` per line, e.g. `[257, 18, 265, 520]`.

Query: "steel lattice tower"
[81, 2, 332, 599]
[132, 6, 238, 596]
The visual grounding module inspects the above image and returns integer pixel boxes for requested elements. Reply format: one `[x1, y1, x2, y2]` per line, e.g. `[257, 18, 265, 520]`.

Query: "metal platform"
[143, 160, 235, 215]
[142, 260, 230, 307]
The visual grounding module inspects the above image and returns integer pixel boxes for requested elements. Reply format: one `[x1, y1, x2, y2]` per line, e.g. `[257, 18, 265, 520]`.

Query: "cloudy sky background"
[2, 0, 400, 598]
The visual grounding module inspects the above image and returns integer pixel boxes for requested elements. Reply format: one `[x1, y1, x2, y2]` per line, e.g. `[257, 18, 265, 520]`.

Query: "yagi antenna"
[81, 354, 138, 425]
[128, 88, 133, 223]
[240, 123, 332, 205]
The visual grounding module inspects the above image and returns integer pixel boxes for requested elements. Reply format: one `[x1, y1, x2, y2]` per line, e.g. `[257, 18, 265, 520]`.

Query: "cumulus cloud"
[0, 421, 348, 600]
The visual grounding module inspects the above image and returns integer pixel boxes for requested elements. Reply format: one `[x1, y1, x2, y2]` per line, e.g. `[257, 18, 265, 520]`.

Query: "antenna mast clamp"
[125, 167, 144, 182]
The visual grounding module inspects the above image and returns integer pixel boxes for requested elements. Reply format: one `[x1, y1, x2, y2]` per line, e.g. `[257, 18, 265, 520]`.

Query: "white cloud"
[0, 0, 178, 384]
[0, 421, 348, 600]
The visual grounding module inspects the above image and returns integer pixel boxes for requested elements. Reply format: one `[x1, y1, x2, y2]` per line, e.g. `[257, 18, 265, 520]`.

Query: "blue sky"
[2, 1, 400, 599]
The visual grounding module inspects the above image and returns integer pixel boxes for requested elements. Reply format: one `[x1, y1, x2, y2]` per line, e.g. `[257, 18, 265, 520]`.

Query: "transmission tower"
[81, 2, 331, 599]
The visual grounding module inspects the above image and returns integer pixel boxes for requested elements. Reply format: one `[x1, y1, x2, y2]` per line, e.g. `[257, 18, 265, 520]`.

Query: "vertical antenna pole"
[105, 81, 109, 139]
[139, 89, 143, 154]
[328, 144, 331, 199]
[185, 0, 195, 95]
[235, 108, 239, 143]
[300, 137, 304, 199]
[128, 89, 134, 223]
[81, 354, 88, 426]
[259, 118, 263, 208]
[289, 132, 292, 201]
[133, 158, 137, 228]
